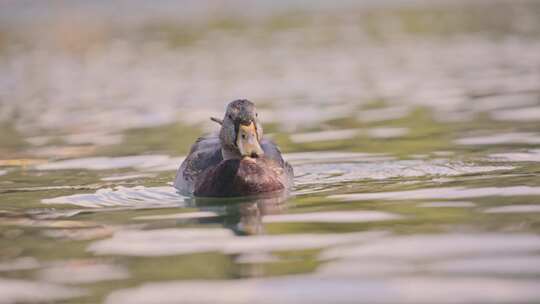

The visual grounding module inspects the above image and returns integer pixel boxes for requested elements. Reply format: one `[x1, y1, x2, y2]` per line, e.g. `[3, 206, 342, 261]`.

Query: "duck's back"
[173, 134, 293, 196]
[173, 134, 223, 195]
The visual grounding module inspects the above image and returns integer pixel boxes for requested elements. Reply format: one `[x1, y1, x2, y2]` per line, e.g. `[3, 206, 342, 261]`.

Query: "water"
[1, 1, 540, 303]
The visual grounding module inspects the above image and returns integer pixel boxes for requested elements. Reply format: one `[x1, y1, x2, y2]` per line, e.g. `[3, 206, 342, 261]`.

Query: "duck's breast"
[194, 158, 285, 197]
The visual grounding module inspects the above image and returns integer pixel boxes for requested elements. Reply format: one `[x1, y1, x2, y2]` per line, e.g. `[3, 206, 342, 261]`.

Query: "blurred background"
[1, 0, 540, 303]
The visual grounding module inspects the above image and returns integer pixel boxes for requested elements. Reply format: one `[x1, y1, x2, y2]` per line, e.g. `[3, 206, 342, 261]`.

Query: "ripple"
[42, 186, 185, 208]
[26, 132, 122, 146]
[290, 129, 359, 143]
[490, 149, 540, 162]
[456, 132, 540, 145]
[266, 104, 354, 131]
[317, 254, 540, 279]
[29, 145, 98, 158]
[288, 127, 408, 143]
[357, 106, 411, 123]
[0, 257, 40, 272]
[329, 186, 540, 201]
[105, 276, 540, 304]
[0, 218, 101, 229]
[61, 132, 123, 146]
[35, 155, 184, 171]
[234, 252, 279, 264]
[0, 279, 84, 303]
[417, 201, 475, 208]
[471, 93, 540, 112]
[320, 234, 540, 260]
[491, 106, 540, 122]
[366, 127, 409, 139]
[284, 152, 393, 165]
[42, 226, 114, 241]
[319, 237, 540, 278]
[317, 260, 414, 277]
[429, 256, 540, 275]
[88, 229, 386, 257]
[262, 211, 401, 223]
[2, 9, 540, 139]
[0, 159, 47, 167]
[296, 160, 512, 187]
[38, 262, 129, 284]
[484, 204, 540, 214]
[3, 185, 100, 193]
[101, 173, 157, 181]
[134, 211, 219, 221]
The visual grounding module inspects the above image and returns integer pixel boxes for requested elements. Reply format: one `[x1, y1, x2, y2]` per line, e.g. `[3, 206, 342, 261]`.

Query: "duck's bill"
[237, 121, 264, 158]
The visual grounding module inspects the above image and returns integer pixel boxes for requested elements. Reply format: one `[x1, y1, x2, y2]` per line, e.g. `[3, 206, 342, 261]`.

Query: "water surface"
[1, 1, 540, 303]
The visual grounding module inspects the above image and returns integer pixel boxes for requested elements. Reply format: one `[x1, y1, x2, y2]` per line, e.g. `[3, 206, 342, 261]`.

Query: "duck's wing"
[261, 139, 294, 188]
[174, 134, 223, 195]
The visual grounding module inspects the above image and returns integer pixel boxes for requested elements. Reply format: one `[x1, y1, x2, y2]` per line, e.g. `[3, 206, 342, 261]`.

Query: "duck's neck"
[221, 146, 241, 160]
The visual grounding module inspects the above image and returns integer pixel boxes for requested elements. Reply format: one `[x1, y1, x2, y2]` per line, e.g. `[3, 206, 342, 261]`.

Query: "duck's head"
[212, 99, 264, 159]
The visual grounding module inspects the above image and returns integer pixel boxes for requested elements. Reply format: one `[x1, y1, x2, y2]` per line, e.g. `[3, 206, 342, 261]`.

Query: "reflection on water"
[1, 0, 540, 303]
[484, 204, 540, 214]
[105, 276, 540, 304]
[37, 262, 129, 284]
[42, 186, 185, 208]
[456, 132, 540, 145]
[320, 234, 540, 260]
[417, 201, 475, 208]
[0, 279, 84, 303]
[329, 186, 540, 201]
[89, 229, 385, 257]
[490, 149, 540, 162]
[36, 155, 184, 171]
[262, 211, 400, 223]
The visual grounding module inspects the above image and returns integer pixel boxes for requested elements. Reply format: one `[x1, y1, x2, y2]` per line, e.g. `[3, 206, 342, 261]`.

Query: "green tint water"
[1, 1, 540, 303]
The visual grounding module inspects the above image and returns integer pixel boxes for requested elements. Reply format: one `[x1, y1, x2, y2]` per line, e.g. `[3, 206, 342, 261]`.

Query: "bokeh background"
[1, 1, 540, 303]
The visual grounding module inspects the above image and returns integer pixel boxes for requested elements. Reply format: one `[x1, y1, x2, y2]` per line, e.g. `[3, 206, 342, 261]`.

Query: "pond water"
[1, 1, 540, 303]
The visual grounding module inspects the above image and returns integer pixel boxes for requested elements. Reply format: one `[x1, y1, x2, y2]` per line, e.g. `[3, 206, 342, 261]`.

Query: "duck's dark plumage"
[174, 134, 293, 197]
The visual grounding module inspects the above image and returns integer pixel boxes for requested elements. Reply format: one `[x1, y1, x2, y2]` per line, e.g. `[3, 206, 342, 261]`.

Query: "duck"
[174, 99, 293, 197]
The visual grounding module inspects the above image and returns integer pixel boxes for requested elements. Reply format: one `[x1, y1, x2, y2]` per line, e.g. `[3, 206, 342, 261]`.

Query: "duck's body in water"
[174, 99, 293, 197]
